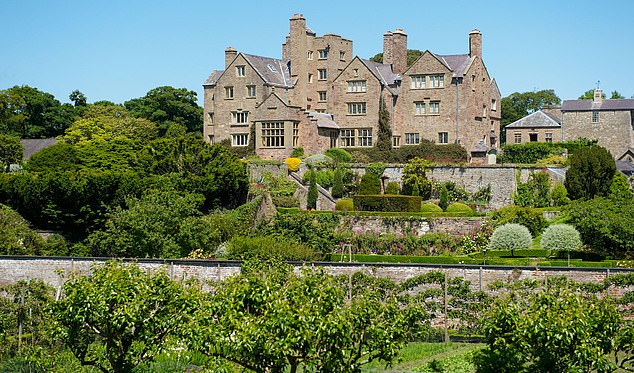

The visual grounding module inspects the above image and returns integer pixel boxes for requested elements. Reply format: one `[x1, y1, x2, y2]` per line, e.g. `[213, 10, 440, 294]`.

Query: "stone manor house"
[203, 14, 501, 160]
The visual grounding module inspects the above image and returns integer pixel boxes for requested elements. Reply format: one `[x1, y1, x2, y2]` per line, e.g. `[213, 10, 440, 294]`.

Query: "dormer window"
[236, 65, 245, 77]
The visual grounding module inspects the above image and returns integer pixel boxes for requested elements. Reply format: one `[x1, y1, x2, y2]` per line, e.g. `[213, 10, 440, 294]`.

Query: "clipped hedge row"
[353, 194, 422, 212]
[469, 249, 551, 258]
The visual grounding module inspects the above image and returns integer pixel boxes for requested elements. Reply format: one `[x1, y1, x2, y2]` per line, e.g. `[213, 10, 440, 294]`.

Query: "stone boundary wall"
[338, 216, 485, 236]
[2, 257, 631, 294]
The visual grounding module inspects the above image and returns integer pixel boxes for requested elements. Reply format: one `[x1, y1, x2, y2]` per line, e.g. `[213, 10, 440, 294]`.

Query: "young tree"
[332, 167, 344, 198]
[307, 168, 318, 209]
[401, 157, 432, 198]
[50, 261, 200, 373]
[564, 145, 615, 200]
[0, 134, 23, 171]
[376, 97, 392, 151]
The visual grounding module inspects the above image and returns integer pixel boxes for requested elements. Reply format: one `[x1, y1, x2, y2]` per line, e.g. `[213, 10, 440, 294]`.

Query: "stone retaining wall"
[338, 216, 485, 236]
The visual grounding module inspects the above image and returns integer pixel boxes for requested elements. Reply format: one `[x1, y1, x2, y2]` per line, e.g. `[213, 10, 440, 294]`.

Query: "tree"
[474, 284, 630, 372]
[358, 172, 381, 195]
[579, 88, 605, 100]
[0, 204, 43, 255]
[401, 157, 432, 198]
[50, 261, 200, 373]
[69, 90, 87, 107]
[500, 90, 560, 143]
[565, 145, 615, 200]
[307, 168, 318, 209]
[370, 49, 424, 67]
[332, 167, 344, 198]
[376, 97, 392, 151]
[189, 259, 428, 373]
[0, 134, 22, 171]
[513, 171, 551, 208]
[124, 86, 203, 134]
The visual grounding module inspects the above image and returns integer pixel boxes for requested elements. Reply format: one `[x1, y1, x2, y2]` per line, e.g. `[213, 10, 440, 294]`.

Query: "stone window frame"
[592, 111, 600, 123]
[208, 112, 214, 125]
[292, 122, 299, 147]
[545, 132, 553, 143]
[410, 75, 426, 89]
[347, 80, 367, 93]
[358, 128, 373, 147]
[438, 131, 449, 144]
[339, 51, 346, 61]
[307, 50, 313, 60]
[318, 69, 328, 80]
[236, 65, 246, 77]
[261, 121, 285, 148]
[405, 133, 420, 145]
[429, 101, 440, 115]
[308, 74, 313, 83]
[232, 111, 249, 124]
[347, 102, 367, 115]
[340, 129, 355, 147]
[392, 136, 401, 148]
[224, 86, 234, 99]
[429, 74, 444, 88]
[231, 133, 249, 147]
[246, 85, 256, 98]
[414, 101, 426, 115]
[318, 49, 328, 59]
[318, 91, 327, 102]
[491, 99, 497, 111]
[514, 132, 522, 144]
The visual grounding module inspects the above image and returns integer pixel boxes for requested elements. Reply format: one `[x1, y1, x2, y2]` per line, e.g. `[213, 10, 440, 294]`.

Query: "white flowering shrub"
[488, 223, 532, 250]
[540, 224, 582, 252]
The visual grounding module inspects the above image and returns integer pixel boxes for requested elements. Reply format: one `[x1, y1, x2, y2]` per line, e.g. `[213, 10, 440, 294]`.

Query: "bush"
[335, 199, 354, 211]
[332, 167, 345, 198]
[421, 202, 443, 213]
[325, 148, 353, 163]
[358, 173, 381, 195]
[385, 181, 400, 195]
[514, 171, 551, 208]
[226, 235, 321, 261]
[446, 202, 473, 214]
[284, 157, 302, 172]
[366, 162, 387, 177]
[353, 195, 421, 212]
[488, 206, 547, 237]
[565, 145, 615, 200]
[536, 155, 568, 167]
[290, 147, 304, 158]
[439, 186, 449, 211]
[551, 183, 570, 206]
[540, 224, 582, 253]
[609, 172, 633, 200]
[402, 157, 432, 198]
[271, 195, 299, 208]
[488, 223, 533, 250]
[498, 139, 597, 164]
[307, 169, 318, 210]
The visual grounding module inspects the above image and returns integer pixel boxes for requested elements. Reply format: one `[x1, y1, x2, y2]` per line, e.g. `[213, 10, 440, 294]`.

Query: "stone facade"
[203, 15, 500, 160]
[505, 110, 563, 145]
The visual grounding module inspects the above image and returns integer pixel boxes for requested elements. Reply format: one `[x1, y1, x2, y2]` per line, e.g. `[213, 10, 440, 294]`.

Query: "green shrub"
[335, 199, 354, 211]
[565, 145, 615, 200]
[290, 147, 304, 158]
[609, 172, 634, 200]
[514, 171, 551, 208]
[332, 167, 345, 198]
[346, 140, 468, 164]
[498, 139, 597, 164]
[471, 184, 492, 203]
[488, 223, 533, 250]
[307, 169, 318, 210]
[411, 182, 420, 196]
[488, 206, 547, 236]
[446, 202, 473, 214]
[366, 162, 387, 177]
[353, 195, 422, 212]
[421, 202, 443, 213]
[271, 195, 299, 208]
[358, 173, 381, 195]
[540, 224, 582, 253]
[385, 181, 400, 195]
[439, 186, 449, 211]
[551, 183, 570, 206]
[226, 235, 321, 261]
[325, 148, 353, 163]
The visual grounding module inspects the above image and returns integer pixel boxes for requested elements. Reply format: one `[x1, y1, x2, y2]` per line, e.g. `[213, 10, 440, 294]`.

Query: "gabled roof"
[20, 138, 57, 160]
[434, 54, 472, 78]
[505, 110, 561, 129]
[562, 98, 634, 111]
[360, 58, 399, 86]
[616, 160, 634, 175]
[203, 53, 294, 89]
[307, 112, 339, 129]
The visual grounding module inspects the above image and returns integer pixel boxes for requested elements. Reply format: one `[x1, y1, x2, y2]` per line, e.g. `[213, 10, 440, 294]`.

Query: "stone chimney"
[469, 29, 482, 59]
[383, 29, 407, 75]
[593, 88, 603, 103]
[288, 13, 308, 108]
[225, 47, 237, 68]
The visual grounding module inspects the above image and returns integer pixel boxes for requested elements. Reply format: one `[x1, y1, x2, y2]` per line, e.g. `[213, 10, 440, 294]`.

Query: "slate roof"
[308, 112, 339, 129]
[204, 70, 223, 86]
[616, 160, 634, 175]
[360, 59, 399, 86]
[203, 53, 294, 88]
[562, 98, 634, 111]
[434, 54, 472, 78]
[20, 138, 56, 160]
[505, 110, 562, 129]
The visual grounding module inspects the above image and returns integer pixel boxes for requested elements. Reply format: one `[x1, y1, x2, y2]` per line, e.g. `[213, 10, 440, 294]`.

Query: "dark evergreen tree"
[564, 146, 615, 200]
[332, 167, 344, 198]
[376, 98, 392, 151]
[307, 169, 318, 210]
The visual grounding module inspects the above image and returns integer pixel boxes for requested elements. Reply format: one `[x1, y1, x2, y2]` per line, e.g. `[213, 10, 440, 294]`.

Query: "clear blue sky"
[2, 0, 633, 105]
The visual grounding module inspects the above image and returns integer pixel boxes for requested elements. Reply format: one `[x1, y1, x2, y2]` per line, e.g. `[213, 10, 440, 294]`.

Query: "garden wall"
[338, 216, 485, 236]
[1, 257, 630, 294]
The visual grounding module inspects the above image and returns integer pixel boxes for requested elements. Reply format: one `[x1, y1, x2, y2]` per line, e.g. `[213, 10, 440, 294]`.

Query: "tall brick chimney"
[593, 88, 603, 103]
[225, 47, 237, 68]
[469, 29, 482, 59]
[288, 13, 308, 107]
[383, 31, 393, 66]
[383, 29, 407, 75]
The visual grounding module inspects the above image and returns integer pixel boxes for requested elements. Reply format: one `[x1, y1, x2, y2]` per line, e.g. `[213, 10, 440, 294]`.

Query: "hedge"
[353, 194, 422, 212]
[469, 249, 551, 258]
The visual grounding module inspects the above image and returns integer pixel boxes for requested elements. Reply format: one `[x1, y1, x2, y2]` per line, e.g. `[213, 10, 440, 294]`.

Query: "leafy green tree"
[69, 90, 87, 107]
[50, 261, 200, 373]
[307, 168, 318, 210]
[474, 284, 629, 372]
[124, 86, 203, 134]
[0, 204, 43, 255]
[609, 172, 633, 200]
[24, 143, 82, 172]
[332, 167, 344, 198]
[358, 172, 381, 195]
[369, 49, 424, 67]
[513, 171, 551, 208]
[376, 98, 392, 151]
[0, 134, 22, 171]
[439, 186, 448, 211]
[565, 145, 615, 200]
[61, 115, 157, 145]
[579, 88, 605, 100]
[501, 89, 560, 126]
[551, 182, 570, 206]
[401, 157, 432, 198]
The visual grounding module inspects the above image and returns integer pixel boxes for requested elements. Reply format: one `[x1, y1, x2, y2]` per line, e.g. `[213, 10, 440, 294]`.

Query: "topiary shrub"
[445, 202, 473, 214]
[551, 183, 570, 206]
[366, 162, 387, 177]
[439, 186, 449, 211]
[358, 173, 381, 195]
[540, 224, 582, 253]
[307, 169, 318, 210]
[325, 148, 353, 163]
[284, 157, 302, 172]
[335, 199, 354, 212]
[421, 202, 443, 213]
[488, 206, 547, 237]
[385, 181, 400, 195]
[488, 223, 532, 250]
[353, 195, 421, 212]
[332, 167, 345, 198]
[226, 235, 321, 261]
[271, 195, 299, 208]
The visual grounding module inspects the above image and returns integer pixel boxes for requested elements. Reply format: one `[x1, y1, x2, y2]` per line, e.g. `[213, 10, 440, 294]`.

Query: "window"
[247, 85, 256, 97]
[392, 136, 401, 147]
[414, 101, 425, 115]
[236, 65, 245, 77]
[514, 133, 522, 144]
[347, 80, 367, 92]
[545, 132, 553, 143]
[592, 111, 600, 123]
[340, 51, 345, 61]
[438, 132, 449, 144]
[358, 128, 373, 147]
[491, 99, 497, 111]
[318, 69, 327, 80]
[231, 133, 249, 147]
[224, 86, 234, 99]
[208, 135, 214, 144]
[411, 75, 425, 89]
[429, 74, 444, 88]
[318, 49, 328, 59]
[232, 111, 249, 124]
[529, 133, 538, 142]
[307, 50, 313, 60]
[347, 102, 366, 115]
[318, 91, 327, 101]
[293, 123, 299, 147]
[330, 131, 338, 148]
[405, 133, 420, 145]
[340, 129, 355, 147]
[208, 112, 214, 125]
[429, 101, 440, 114]
[308, 74, 313, 83]
[261, 122, 285, 147]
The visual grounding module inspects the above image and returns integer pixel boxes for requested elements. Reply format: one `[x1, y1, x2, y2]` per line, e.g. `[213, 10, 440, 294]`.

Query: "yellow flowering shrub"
[285, 157, 302, 172]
